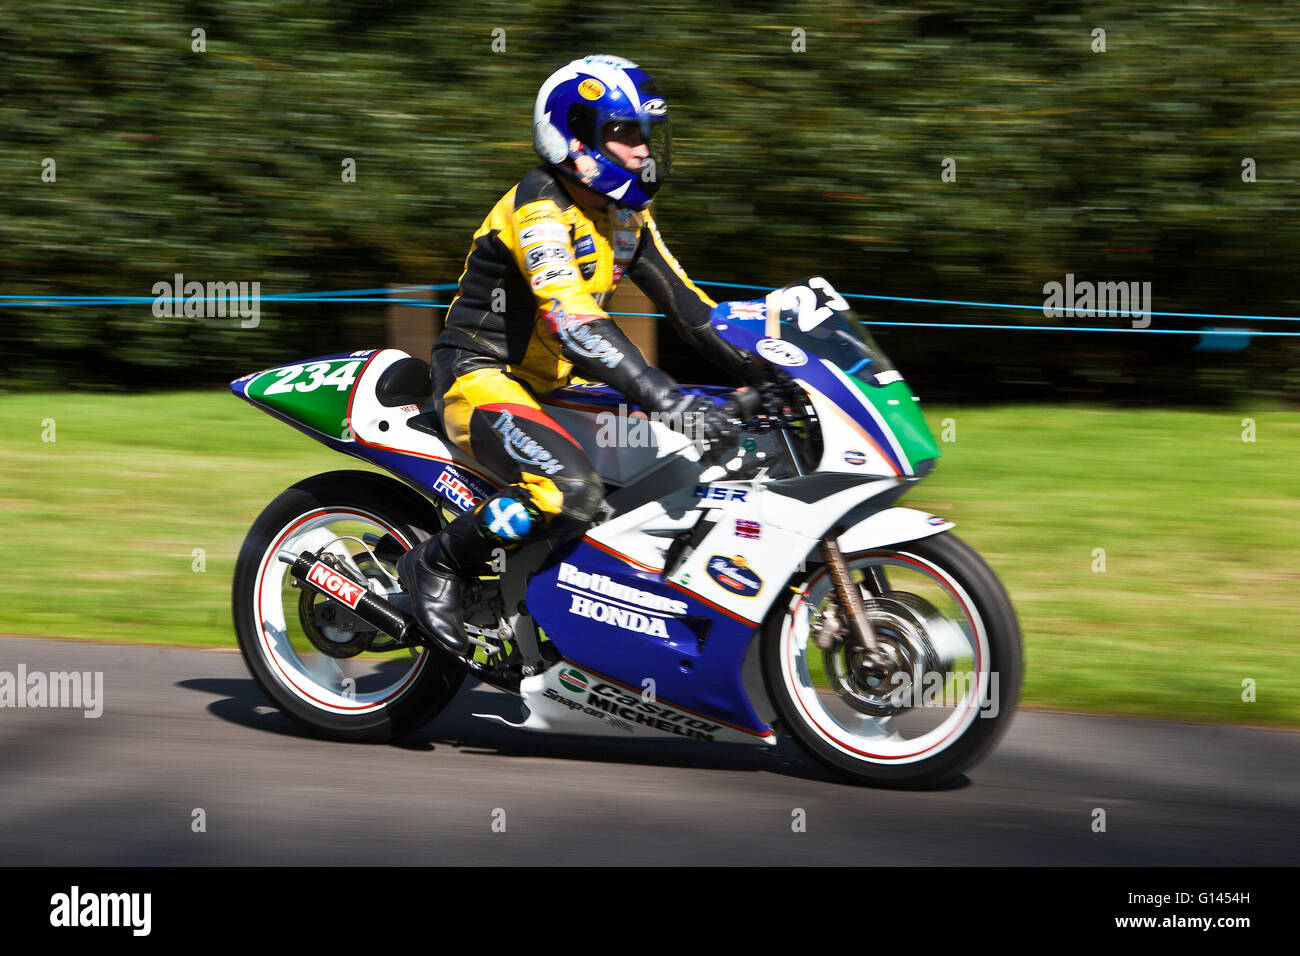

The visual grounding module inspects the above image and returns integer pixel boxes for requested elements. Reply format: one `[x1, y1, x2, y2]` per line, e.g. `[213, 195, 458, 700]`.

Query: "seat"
[375, 356, 434, 408]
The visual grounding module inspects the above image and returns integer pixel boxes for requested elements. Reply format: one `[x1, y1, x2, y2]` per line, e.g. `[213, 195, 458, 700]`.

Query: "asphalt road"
[1, 635, 1296, 865]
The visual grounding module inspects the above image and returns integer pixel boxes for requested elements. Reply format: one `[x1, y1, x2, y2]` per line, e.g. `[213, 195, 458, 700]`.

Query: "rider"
[398, 54, 766, 656]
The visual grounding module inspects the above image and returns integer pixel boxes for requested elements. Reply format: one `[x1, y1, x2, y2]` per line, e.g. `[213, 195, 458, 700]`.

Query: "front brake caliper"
[811, 603, 845, 650]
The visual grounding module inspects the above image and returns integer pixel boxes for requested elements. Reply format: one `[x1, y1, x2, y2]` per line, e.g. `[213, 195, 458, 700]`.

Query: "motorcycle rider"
[398, 54, 766, 656]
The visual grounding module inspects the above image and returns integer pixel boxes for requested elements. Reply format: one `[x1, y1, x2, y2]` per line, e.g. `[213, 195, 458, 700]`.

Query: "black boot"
[397, 511, 498, 656]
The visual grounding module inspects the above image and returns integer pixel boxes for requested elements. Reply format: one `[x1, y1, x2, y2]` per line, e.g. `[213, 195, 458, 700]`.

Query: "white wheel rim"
[780, 550, 991, 764]
[252, 507, 428, 714]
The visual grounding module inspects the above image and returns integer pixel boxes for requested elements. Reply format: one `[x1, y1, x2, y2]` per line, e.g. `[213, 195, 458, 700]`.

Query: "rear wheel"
[762, 532, 1022, 787]
[232, 470, 465, 742]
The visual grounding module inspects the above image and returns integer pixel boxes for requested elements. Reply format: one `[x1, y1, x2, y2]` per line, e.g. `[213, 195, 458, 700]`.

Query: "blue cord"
[3, 281, 1298, 335]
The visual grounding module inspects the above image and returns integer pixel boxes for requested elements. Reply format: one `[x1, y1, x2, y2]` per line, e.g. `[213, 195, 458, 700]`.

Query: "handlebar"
[698, 379, 816, 477]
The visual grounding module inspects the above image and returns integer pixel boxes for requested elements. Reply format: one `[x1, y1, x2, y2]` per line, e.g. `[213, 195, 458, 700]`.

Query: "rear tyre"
[232, 470, 465, 742]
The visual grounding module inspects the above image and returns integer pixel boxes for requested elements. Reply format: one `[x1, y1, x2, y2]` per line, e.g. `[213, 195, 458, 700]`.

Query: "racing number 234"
[264, 361, 362, 395]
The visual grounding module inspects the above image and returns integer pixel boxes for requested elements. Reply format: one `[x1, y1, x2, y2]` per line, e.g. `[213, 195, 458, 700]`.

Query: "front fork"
[818, 531, 887, 666]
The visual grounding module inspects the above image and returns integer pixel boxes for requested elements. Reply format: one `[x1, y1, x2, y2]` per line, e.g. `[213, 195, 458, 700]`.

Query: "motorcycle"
[230, 277, 1022, 787]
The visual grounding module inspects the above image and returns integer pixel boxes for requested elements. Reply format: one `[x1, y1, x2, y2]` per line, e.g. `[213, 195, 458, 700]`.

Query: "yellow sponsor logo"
[578, 79, 605, 100]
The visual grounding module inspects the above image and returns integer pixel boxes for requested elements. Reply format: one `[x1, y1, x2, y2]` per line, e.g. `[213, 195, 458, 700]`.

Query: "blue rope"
[695, 280, 1300, 324]
[3, 281, 1299, 335]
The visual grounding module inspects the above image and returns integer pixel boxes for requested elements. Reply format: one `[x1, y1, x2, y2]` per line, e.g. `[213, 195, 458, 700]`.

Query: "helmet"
[532, 54, 672, 210]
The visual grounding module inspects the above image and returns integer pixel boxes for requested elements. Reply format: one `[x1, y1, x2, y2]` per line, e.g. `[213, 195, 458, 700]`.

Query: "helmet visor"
[599, 117, 672, 194]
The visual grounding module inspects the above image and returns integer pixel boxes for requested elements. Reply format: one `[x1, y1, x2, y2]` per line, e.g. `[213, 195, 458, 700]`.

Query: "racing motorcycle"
[230, 277, 1022, 787]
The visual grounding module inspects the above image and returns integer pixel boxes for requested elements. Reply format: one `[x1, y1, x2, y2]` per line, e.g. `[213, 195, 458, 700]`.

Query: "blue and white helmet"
[533, 54, 672, 210]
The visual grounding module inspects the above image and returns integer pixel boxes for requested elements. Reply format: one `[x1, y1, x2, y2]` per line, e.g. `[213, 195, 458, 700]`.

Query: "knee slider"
[476, 489, 543, 544]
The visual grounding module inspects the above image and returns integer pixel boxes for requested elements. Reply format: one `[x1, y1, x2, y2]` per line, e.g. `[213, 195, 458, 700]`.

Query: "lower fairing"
[472, 660, 777, 746]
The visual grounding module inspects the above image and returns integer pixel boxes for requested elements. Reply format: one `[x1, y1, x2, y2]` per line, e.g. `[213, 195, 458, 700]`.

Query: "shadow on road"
[181, 676, 316, 739]
[179, 675, 970, 790]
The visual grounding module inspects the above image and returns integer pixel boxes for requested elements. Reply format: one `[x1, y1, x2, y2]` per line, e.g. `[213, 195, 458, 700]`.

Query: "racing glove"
[664, 388, 758, 461]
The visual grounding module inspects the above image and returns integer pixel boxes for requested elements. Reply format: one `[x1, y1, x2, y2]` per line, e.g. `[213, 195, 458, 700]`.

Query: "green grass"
[1, 391, 1297, 727]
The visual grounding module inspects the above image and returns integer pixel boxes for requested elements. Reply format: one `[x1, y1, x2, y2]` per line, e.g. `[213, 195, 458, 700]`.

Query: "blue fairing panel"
[526, 538, 770, 735]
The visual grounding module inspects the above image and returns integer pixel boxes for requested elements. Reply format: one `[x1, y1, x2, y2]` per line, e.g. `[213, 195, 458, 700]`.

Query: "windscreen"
[772, 278, 897, 381]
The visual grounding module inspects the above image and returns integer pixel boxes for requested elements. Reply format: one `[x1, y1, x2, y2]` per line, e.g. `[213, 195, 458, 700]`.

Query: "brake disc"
[821, 590, 968, 717]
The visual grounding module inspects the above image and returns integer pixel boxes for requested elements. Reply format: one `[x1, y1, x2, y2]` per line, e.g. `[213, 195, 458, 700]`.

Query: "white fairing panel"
[348, 348, 504, 489]
[588, 474, 922, 626]
[835, 507, 954, 553]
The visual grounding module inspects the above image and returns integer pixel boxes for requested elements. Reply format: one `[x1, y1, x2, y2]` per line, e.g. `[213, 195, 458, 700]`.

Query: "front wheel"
[762, 531, 1022, 788]
[232, 470, 465, 743]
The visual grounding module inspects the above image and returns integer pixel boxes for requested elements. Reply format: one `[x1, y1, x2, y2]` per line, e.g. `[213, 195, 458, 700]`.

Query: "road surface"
[1, 635, 1295, 865]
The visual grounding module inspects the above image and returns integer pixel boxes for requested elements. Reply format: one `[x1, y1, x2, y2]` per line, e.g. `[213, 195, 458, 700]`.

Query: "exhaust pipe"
[285, 550, 421, 645]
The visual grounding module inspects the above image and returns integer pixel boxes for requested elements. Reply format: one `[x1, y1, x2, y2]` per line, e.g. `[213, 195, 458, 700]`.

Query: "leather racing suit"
[430, 163, 755, 538]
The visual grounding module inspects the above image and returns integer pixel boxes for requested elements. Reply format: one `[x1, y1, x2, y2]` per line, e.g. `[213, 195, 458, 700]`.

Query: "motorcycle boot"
[397, 489, 541, 656]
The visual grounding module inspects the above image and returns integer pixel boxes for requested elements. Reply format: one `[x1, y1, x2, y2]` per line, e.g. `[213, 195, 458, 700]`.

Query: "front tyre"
[232, 470, 465, 743]
[762, 532, 1022, 788]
